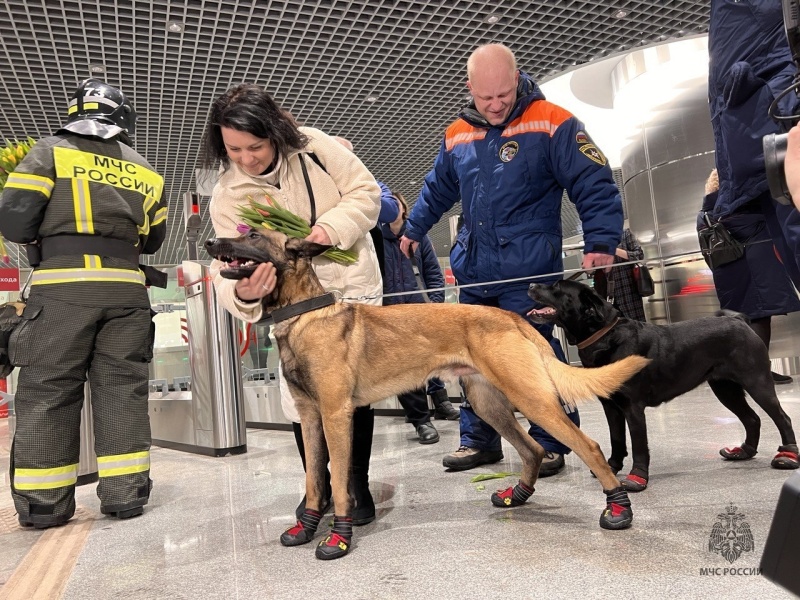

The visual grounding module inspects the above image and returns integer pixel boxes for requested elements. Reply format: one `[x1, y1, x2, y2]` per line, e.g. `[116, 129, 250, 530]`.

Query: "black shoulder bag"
[698, 212, 745, 269]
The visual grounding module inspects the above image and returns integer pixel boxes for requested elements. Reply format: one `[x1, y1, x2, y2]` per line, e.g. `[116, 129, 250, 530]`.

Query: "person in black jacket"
[381, 189, 459, 443]
[0, 79, 167, 528]
[593, 227, 646, 322]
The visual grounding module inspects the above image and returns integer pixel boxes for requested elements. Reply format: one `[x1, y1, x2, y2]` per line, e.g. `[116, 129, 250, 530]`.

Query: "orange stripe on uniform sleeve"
[445, 119, 487, 151]
[502, 101, 574, 138]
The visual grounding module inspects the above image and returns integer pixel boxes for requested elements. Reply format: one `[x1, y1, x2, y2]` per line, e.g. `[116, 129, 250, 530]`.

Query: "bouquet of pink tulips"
[236, 194, 358, 265]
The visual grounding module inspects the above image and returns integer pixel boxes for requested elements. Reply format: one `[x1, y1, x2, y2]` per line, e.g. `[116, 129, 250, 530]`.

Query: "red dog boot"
[491, 480, 535, 507]
[621, 473, 648, 493]
[600, 486, 633, 530]
[771, 444, 800, 470]
[280, 509, 321, 546]
[316, 516, 353, 560]
[719, 442, 757, 461]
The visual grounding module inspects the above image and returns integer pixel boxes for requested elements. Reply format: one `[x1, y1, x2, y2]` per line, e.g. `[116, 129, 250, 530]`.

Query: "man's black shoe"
[772, 372, 794, 385]
[433, 400, 460, 421]
[416, 422, 440, 444]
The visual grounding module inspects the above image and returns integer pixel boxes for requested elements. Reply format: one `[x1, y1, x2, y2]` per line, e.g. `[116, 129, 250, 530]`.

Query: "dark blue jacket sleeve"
[419, 235, 445, 303]
[549, 117, 622, 255]
[377, 181, 400, 224]
[405, 138, 460, 242]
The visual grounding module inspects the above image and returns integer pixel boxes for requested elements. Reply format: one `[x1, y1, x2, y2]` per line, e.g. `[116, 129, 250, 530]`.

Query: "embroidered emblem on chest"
[499, 141, 519, 163]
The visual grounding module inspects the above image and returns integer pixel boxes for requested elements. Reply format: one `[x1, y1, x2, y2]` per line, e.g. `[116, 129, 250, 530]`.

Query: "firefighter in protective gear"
[0, 78, 167, 528]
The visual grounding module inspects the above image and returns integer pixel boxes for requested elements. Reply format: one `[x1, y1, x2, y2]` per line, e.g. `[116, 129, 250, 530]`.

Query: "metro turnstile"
[148, 261, 247, 457]
[4, 382, 98, 485]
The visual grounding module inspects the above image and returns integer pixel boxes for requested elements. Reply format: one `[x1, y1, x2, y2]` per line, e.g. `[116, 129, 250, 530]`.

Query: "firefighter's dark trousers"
[9, 294, 155, 526]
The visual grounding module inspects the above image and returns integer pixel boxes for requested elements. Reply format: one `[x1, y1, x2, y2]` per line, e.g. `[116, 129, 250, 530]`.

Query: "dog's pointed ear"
[285, 237, 332, 259]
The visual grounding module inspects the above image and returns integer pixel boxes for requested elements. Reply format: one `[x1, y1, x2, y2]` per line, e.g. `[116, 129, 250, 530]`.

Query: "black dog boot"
[772, 444, 800, 469]
[621, 467, 649, 492]
[491, 480, 534, 507]
[719, 442, 757, 461]
[280, 509, 322, 546]
[316, 516, 353, 560]
[600, 486, 633, 530]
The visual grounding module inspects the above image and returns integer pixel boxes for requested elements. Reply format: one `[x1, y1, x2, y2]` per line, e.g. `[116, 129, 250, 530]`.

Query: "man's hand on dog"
[235, 262, 277, 301]
[583, 252, 614, 273]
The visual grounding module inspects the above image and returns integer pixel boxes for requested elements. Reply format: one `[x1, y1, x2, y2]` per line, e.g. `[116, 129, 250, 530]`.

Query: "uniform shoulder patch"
[579, 143, 607, 166]
[576, 131, 590, 145]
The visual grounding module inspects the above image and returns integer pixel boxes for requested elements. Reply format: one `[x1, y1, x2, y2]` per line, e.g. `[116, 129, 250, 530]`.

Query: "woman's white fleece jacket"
[209, 126, 384, 323]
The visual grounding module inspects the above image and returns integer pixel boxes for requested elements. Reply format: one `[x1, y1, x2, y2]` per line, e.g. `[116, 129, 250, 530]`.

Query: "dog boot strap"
[599, 485, 634, 530]
[604, 486, 632, 511]
[491, 480, 534, 507]
[279, 509, 321, 547]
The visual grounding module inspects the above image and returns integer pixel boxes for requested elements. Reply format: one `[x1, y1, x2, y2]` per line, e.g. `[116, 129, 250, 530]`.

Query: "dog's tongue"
[529, 307, 555, 316]
[228, 259, 241, 267]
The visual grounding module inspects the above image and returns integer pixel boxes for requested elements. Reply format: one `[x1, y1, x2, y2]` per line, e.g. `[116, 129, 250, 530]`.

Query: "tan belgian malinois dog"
[206, 229, 649, 560]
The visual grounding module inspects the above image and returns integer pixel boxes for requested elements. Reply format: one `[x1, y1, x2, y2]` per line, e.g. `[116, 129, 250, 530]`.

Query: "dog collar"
[575, 317, 620, 350]
[270, 293, 336, 324]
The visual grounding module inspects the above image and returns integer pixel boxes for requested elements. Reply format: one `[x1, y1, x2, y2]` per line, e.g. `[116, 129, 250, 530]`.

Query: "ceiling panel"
[0, 0, 709, 266]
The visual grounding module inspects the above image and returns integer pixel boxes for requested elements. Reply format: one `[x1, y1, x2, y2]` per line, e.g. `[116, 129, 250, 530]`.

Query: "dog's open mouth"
[211, 253, 262, 280]
[527, 305, 557, 324]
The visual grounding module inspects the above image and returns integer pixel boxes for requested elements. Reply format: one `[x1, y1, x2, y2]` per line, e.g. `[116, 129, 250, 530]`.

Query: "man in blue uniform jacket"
[400, 43, 623, 474]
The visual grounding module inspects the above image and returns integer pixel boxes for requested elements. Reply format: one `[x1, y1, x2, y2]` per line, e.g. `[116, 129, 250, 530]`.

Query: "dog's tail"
[544, 355, 650, 408]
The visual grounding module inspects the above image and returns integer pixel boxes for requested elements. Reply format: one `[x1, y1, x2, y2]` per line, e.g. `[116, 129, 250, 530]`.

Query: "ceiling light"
[166, 21, 184, 33]
[484, 14, 501, 24]
[365, 95, 378, 102]
[89, 64, 105, 74]
[408, 181, 417, 185]
[613, 9, 628, 19]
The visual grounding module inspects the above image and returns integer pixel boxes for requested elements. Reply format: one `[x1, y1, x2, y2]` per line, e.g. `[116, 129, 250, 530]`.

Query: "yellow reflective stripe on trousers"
[72, 177, 94, 233]
[14, 464, 79, 490]
[97, 451, 150, 477]
[4, 172, 55, 197]
[31, 268, 146, 285]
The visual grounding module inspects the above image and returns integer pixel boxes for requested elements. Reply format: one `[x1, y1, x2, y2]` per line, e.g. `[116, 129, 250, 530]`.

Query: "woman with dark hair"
[201, 84, 384, 551]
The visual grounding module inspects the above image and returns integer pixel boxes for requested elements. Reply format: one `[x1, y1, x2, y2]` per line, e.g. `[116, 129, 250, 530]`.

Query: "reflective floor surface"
[1, 382, 799, 599]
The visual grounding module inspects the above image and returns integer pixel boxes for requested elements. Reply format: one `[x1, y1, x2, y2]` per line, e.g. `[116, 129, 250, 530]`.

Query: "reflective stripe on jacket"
[0, 134, 167, 307]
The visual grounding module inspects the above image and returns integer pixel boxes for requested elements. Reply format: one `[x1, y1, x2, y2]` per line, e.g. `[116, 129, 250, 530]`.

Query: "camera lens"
[764, 132, 793, 205]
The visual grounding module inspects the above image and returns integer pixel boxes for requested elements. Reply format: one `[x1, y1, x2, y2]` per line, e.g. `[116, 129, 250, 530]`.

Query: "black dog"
[528, 279, 799, 492]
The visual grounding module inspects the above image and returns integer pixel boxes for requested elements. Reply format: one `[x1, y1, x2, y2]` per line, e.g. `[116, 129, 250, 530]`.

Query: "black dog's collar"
[270, 293, 336, 324]
[576, 317, 620, 350]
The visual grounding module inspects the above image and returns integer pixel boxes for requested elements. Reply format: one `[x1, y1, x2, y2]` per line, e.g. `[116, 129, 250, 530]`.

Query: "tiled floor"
[1, 383, 799, 599]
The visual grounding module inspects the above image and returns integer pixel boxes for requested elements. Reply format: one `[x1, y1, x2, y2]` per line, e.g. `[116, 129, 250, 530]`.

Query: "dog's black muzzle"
[205, 236, 270, 280]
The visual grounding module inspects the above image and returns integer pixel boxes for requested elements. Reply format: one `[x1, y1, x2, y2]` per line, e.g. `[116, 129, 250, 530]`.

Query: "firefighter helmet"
[60, 78, 137, 142]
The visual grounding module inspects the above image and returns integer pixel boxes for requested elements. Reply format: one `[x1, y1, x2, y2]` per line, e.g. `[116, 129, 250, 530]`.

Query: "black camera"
[765, 0, 800, 206]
